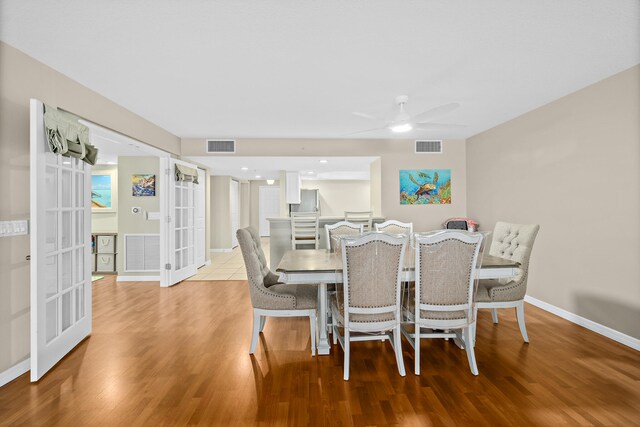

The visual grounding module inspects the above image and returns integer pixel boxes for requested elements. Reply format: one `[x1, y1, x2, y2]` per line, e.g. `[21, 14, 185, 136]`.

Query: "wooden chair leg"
[250, 311, 261, 354]
[491, 308, 499, 324]
[515, 302, 529, 343]
[463, 327, 479, 376]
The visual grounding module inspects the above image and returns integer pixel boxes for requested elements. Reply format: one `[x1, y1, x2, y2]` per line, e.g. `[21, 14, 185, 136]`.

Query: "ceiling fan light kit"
[390, 123, 413, 133]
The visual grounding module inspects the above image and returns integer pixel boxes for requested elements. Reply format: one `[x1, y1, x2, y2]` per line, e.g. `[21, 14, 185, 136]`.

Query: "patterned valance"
[175, 163, 199, 184]
[43, 105, 98, 165]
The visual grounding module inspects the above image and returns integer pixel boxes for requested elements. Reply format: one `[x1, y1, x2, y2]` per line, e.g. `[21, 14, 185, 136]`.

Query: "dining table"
[276, 249, 520, 355]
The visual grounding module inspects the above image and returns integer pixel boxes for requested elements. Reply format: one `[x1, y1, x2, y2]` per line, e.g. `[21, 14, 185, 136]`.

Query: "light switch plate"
[0, 220, 29, 237]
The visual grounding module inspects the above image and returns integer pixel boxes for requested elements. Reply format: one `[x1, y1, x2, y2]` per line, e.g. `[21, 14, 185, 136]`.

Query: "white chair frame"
[291, 211, 320, 250]
[331, 233, 408, 380]
[401, 230, 484, 376]
[344, 211, 373, 232]
[324, 221, 364, 251]
[250, 308, 317, 356]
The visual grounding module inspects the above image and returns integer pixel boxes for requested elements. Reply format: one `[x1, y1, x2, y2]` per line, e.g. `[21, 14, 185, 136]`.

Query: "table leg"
[317, 283, 330, 355]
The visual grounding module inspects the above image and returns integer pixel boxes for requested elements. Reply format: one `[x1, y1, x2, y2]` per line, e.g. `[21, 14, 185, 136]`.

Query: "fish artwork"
[399, 169, 451, 204]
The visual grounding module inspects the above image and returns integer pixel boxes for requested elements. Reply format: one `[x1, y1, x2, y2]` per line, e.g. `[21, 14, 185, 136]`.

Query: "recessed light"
[319, 159, 328, 163]
[106, 161, 116, 165]
[307, 171, 315, 174]
[266, 179, 275, 185]
[255, 175, 261, 179]
[241, 167, 248, 171]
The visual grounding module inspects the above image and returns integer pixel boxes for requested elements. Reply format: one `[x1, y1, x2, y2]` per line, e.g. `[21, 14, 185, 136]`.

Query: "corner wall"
[466, 65, 640, 339]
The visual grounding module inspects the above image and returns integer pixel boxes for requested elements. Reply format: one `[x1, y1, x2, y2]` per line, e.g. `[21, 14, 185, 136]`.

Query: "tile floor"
[185, 237, 270, 281]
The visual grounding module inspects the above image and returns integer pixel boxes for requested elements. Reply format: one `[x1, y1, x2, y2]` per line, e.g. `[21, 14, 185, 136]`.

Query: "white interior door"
[230, 179, 240, 248]
[164, 158, 198, 286]
[195, 169, 206, 267]
[30, 99, 92, 381]
[259, 186, 280, 236]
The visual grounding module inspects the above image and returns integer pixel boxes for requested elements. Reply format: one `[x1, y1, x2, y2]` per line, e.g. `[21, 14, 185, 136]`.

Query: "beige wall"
[301, 180, 370, 216]
[91, 165, 119, 232]
[240, 182, 250, 229]
[0, 42, 181, 374]
[211, 176, 232, 249]
[467, 65, 640, 339]
[116, 157, 161, 275]
[182, 138, 468, 231]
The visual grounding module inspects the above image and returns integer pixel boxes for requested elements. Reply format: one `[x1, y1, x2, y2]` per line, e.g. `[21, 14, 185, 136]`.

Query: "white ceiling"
[184, 156, 377, 181]
[1, 1, 638, 140]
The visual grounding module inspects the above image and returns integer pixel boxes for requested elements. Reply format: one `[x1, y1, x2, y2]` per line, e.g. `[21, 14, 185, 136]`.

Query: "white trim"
[116, 275, 160, 282]
[0, 359, 30, 388]
[204, 259, 211, 266]
[524, 295, 640, 351]
[210, 248, 233, 253]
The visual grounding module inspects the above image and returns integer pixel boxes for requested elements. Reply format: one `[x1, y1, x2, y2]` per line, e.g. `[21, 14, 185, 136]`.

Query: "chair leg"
[259, 316, 266, 332]
[491, 308, 499, 324]
[415, 326, 421, 375]
[472, 306, 478, 347]
[463, 327, 479, 376]
[250, 310, 261, 354]
[309, 312, 317, 356]
[515, 302, 529, 343]
[394, 325, 406, 377]
[343, 329, 350, 381]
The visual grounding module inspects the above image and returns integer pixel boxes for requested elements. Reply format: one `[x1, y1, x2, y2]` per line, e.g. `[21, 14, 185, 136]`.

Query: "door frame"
[259, 185, 280, 237]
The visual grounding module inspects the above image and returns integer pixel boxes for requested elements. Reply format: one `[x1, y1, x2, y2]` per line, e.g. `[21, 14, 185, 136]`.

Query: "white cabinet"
[285, 172, 301, 204]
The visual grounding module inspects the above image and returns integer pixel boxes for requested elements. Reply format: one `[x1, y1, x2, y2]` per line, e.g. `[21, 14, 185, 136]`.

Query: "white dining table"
[276, 249, 520, 355]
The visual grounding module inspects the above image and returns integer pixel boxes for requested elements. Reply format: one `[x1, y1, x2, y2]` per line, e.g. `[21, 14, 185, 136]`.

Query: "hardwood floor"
[1, 275, 639, 426]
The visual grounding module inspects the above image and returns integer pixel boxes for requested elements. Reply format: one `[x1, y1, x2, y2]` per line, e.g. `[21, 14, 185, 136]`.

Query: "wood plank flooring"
[0, 275, 638, 426]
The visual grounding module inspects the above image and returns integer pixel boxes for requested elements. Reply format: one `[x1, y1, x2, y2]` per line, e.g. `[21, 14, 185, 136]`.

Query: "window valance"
[175, 163, 199, 184]
[43, 105, 98, 165]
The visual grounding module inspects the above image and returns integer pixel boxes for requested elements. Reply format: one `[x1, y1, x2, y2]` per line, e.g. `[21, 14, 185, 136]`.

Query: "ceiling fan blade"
[414, 122, 467, 130]
[352, 111, 382, 121]
[347, 126, 388, 135]
[411, 102, 460, 123]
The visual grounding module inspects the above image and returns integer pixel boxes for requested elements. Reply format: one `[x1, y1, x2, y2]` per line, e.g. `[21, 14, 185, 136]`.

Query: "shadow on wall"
[574, 293, 640, 340]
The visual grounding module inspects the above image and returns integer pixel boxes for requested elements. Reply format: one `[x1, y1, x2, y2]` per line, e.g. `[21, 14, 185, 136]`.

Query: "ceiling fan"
[351, 95, 464, 134]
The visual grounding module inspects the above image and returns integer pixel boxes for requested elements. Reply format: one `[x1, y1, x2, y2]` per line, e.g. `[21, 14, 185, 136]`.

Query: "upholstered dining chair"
[237, 227, 317, 356]
[331, 233, 408, 380]
[374, 220, 414, 236]
[290, 211, 320, 249]
[344, 211, 373, 232]
[401, 230, 485, 375]
[474, 222, 540, 343]
[324, 221, 364, 252]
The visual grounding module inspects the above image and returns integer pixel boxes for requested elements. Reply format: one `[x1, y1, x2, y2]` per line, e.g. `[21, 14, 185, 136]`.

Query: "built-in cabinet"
[92, 233, 117, 273]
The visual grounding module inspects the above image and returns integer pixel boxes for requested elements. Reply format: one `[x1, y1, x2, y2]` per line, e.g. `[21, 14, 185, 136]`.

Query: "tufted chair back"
[237, 227, 289, 309]
[488, 222, 540, 299]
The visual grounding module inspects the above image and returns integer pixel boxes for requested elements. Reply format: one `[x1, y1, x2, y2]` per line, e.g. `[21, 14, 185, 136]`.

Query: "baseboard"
[210, 248, 232, 253]
[524, 295, 640, 351]
[116, 275, 160, 282]
[0, 358, 29, 388]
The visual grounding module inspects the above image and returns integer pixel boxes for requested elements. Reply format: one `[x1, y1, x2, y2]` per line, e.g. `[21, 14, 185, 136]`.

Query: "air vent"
[415, 140, 442, 153]
[206, 139, 236, 153]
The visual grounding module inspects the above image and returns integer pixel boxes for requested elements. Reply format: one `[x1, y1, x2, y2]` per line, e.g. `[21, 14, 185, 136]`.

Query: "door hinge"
[166, 215, 171, 223]
[165, 263, 171, 270]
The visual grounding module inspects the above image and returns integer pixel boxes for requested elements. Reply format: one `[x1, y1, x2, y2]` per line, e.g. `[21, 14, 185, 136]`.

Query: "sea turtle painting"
[399, 169, 451, 205]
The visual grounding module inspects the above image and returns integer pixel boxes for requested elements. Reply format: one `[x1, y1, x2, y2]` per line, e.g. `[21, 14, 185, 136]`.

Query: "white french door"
[162, 158, 198, 286]
[259, 186, 280, 236]
[29, 99, 92, 381]
[195, 168, 206, 268]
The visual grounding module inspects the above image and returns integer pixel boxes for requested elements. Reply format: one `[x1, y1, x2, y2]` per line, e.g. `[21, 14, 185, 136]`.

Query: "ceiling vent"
[415, 140, 442, 153]
[206, 139, 236, 153]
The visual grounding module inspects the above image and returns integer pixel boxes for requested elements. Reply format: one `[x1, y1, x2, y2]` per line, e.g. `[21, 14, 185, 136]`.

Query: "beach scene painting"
[91, 174, 113, 209]
[400, 169, 451, 205]
[132, 174, 156, 197]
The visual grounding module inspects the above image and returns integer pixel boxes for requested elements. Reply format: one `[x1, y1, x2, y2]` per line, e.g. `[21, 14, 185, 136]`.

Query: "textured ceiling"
[1, 0, 638, 140]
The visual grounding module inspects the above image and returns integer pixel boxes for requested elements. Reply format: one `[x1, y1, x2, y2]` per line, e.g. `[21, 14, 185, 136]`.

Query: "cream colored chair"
[291, 211, 320, 249]
[474, 222, 540, 342]
[375, 220, 413, 236]
[344, 211, 373, 232]
[331, 232, 408, 380]
[237, 227, 317, 355]
[402, 230, 484, 375]
[324, 221, 363, 252]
